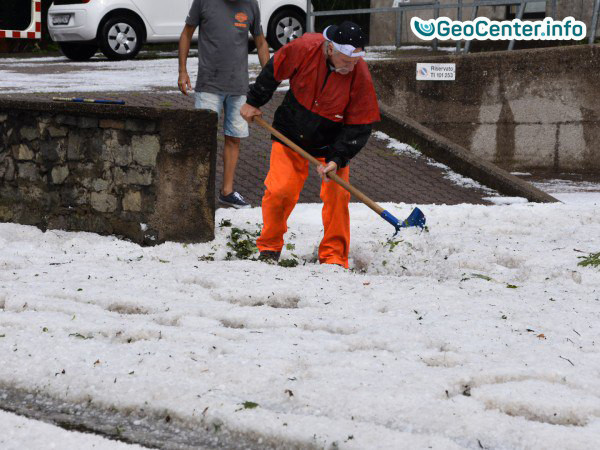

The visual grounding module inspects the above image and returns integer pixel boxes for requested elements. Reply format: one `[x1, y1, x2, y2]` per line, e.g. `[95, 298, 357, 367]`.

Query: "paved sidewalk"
[4, 91, 494, 207]
[227, 93, 492, 207]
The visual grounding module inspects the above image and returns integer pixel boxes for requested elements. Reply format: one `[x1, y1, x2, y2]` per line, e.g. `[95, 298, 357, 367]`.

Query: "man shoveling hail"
[241, 21, 380, 269]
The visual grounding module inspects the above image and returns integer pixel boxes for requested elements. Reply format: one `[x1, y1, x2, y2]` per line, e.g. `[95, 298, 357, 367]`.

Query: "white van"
[48, 0, 308, 61]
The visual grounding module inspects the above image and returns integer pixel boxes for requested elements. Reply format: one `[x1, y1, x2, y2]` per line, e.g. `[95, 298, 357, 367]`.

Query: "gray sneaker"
[219, 191, 251, 209]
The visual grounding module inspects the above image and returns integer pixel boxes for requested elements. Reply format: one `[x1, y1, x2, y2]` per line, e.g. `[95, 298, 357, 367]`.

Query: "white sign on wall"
[416, 63, 456, 81]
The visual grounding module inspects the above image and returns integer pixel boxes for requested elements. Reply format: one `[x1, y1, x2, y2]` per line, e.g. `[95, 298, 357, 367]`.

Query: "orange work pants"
[257, 141, 351, 268]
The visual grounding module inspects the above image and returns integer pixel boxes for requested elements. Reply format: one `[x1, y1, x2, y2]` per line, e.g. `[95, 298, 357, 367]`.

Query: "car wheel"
[267, 8, 305, 50]
[99, 16, 143, 60]
[58, 42, 98, 61]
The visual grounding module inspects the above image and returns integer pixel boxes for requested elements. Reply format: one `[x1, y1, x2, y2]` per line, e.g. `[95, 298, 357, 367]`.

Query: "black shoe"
[219, 191, 251, 209]
[258, 250, 281, 262]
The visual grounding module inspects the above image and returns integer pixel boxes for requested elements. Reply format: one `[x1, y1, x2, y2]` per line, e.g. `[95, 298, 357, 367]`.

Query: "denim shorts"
[195, 92, 249, 138]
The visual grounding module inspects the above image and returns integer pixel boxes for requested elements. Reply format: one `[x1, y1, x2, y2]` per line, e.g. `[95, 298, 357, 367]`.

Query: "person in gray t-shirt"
[178, 0, 270, 209]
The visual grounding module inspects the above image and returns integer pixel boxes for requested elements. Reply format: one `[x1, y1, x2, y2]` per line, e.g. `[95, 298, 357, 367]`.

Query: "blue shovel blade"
[403, 207, 426, 228]
[381, 207, 426, 232]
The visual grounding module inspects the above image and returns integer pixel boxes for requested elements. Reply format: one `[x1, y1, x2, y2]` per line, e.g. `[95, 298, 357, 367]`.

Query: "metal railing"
[306, 0, 600, 53]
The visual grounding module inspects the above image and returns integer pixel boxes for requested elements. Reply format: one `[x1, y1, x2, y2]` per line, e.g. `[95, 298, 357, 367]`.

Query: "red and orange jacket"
[246, 33, 380, 168]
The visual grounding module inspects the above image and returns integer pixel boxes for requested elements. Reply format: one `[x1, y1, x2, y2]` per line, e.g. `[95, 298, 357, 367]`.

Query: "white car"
[48, 0, 309, 61]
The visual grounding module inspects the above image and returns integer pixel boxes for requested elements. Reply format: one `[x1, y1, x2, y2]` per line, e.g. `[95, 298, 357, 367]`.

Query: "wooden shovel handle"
[254, 116, 384, 216]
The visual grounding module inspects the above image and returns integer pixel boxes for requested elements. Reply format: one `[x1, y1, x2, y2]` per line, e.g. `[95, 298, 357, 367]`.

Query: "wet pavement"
[222, 92, 494, 207]
[0, 387, 293, 450]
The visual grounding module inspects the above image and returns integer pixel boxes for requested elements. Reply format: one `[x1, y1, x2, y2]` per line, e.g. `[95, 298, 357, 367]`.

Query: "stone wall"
[0, 99, 217, 244]
[369, 44, 600, 173]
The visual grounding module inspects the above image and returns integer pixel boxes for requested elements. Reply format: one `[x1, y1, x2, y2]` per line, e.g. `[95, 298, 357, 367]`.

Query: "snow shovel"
[253, 117, 426, 235]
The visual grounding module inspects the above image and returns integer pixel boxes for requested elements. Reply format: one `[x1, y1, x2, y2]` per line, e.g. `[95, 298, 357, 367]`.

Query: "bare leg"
[222, 135, 241, 196]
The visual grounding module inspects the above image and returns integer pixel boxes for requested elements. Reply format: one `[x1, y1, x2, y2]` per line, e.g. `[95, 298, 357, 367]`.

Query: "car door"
[132, 0, 189, 37]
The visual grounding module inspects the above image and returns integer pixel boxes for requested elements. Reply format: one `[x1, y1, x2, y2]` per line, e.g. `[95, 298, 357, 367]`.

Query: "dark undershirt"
[322, 61, 335, 92]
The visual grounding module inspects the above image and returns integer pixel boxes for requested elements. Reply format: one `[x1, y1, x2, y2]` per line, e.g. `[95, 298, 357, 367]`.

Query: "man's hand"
[178, 71, 192, 96]
[178, 24, 195, 95]
[240, 103, 262, 123]
[317, 161, 338, 182]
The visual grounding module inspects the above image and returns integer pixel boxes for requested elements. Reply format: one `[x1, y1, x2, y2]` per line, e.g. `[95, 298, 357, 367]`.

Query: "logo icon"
[235, 12, 248, 23]
[413, 20, 436, 38]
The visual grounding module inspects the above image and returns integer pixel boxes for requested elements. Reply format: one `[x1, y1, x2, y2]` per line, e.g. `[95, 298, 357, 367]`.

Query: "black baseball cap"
[323, 21, 367, 50]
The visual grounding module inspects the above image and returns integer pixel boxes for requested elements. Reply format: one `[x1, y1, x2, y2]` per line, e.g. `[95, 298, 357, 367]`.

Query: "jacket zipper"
[313, 62, 333, 110]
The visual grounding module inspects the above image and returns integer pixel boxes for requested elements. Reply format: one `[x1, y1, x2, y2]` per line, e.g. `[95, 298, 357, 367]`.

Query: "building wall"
[369, 44, 600, 172]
